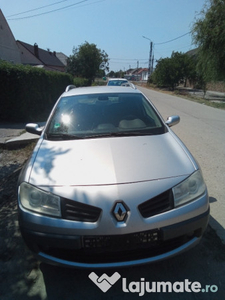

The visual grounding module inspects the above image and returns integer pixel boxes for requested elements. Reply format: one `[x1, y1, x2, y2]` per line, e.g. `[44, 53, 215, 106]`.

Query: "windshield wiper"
[84, 131, 153, 139]
[46, 131, 154, 140]
[111, 131, 153, 137]
[46, 133, 84, 140]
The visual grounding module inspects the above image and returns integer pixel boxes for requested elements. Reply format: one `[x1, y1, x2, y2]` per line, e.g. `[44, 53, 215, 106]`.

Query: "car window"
[45, 93, 166, 140]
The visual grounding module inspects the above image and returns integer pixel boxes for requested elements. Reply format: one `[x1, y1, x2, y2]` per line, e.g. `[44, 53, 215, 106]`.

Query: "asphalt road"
[138, 86, 225, 243]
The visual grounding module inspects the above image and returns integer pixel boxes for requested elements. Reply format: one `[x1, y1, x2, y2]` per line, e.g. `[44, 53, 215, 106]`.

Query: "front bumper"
[20, 208, 209, 268]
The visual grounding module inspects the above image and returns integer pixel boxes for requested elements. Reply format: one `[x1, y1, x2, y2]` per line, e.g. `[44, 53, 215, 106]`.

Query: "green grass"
[173, 91, 225, 110]
[137, 83, 225, 110]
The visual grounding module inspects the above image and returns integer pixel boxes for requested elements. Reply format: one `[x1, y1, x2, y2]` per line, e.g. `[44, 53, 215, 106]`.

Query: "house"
[17, 41, 66, 72]
[56, 52, 68, 67]
[0, 9, 21, 63]
[186, 48, 198, 59]
[124, 69, 140, 81]
[136, 68, 149, 81]
[0, 10, 66, 72]
[124, 68, 149, 81]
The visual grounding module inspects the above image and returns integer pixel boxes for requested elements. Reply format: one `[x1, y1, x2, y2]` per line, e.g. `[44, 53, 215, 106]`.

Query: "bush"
[73, 77, 89, 87]
[92, 78, 107, 86]
[0, 61, 73, 122]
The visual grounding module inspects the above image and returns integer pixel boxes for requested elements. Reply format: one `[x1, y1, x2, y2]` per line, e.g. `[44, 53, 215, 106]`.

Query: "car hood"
[29, 133, 196, 187]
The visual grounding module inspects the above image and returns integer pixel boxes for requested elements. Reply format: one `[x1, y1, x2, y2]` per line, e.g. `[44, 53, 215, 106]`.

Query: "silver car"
[107, 78, 130, 86]
[18, 85, 209, 268]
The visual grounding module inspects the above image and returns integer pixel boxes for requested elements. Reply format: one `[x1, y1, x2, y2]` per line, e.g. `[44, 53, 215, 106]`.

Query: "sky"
[1, 0, 206, 72]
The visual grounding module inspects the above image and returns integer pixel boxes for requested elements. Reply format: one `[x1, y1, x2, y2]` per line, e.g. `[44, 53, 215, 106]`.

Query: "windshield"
[45, 92, 166, 140]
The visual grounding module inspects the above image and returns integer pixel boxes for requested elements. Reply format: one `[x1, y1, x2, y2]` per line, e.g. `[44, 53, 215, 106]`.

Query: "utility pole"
[151, 54, 154, 73]
[149, 42, 153, 75]
[142, 36, 154, 76]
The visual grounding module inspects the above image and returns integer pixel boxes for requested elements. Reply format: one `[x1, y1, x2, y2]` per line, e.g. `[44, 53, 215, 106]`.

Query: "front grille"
[138, 189, 174, 218]
[61, 198, 102, 222]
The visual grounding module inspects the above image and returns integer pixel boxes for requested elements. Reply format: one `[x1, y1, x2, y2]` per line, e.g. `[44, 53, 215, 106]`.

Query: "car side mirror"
[166, 115, 180, 127]
[26, 123, 43, 136]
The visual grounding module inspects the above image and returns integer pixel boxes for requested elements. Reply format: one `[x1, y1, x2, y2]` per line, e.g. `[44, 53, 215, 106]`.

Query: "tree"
[107, 70, 116, 78]
[151, 57, 176, 90]
[151, 52, 195, 90]
[67, 42, 109, 84]
[191, 0, 225, 81]
[107, 70, 125, 78]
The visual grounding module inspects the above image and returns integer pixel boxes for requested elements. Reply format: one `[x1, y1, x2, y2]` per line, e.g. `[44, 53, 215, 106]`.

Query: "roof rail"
[120, 82, 136, 89]
[65, 85, 76, 92]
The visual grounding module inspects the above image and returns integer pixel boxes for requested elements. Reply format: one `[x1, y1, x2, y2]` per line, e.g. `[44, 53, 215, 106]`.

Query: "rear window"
[107, 80, 128, 86]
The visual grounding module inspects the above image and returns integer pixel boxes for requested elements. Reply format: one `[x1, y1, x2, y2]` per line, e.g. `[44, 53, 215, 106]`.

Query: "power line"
[7, 0, 69, 17]
[7, 0, 103, 20]
[157, 43, 193, 52]
[7, 0, 88, 20]
[155, 32, 191, 45]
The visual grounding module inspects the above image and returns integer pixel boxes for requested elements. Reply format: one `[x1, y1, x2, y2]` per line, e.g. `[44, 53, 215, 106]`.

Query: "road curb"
[0, 134, 39, 149]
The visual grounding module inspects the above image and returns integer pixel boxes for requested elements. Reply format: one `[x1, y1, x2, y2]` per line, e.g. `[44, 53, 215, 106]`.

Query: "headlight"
[19, 182, 61, 217]
[173, 170, 206, 207]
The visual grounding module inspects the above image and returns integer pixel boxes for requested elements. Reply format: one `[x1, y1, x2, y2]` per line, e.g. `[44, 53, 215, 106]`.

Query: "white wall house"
[0, 9, 21, 64]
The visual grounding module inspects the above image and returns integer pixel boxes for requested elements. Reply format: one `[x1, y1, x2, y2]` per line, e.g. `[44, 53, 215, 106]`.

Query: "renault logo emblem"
[112, 202, 128, 222]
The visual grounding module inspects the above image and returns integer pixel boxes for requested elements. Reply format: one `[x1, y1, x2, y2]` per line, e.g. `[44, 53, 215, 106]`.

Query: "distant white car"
[107, 78, 130, 86]
[18, 85, 209, 268]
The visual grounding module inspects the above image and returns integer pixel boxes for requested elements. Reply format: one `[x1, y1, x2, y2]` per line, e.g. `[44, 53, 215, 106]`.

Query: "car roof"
[62, 85, 141, 97]
[108, 78, 128, 81]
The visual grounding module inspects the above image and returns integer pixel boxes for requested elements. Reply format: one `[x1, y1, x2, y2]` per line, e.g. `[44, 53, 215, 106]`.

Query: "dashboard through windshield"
[45, 93, 166, 140]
